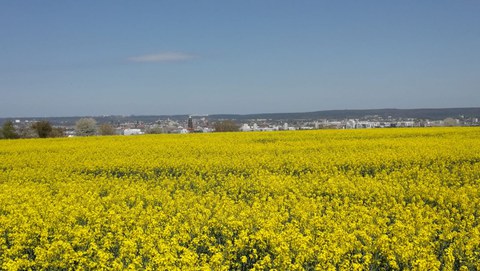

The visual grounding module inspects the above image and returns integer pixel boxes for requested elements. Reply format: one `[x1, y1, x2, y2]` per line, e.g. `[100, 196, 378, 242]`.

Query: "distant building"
[345, 119, 356, 129]
[123, 128, 144, 135]
[240, 124, 251, 132]
[187, 116, 194, 132]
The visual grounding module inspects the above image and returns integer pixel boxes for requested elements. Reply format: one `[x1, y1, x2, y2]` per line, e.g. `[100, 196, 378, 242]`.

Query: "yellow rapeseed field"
[0, 127, 479, 270]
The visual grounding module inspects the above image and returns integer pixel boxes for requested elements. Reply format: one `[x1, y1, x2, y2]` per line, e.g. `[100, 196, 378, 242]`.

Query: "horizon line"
[1, 106, 479, 120]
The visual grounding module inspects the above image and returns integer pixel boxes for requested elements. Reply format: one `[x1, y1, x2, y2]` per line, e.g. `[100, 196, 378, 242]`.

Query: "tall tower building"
[187, 116, 194, 132]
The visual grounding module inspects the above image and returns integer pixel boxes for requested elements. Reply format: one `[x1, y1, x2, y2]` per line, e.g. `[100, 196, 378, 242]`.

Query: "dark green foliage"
[32, 121, 53, 138]
[2, 121, 19, 139]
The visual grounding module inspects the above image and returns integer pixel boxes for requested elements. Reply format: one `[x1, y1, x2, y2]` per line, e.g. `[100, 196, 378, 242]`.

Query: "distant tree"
[18, 124, 38, 139]
[32, 121, 53, 138]
[99, 124, 116, 136]
[50, 127, 65, 138]
[2, 121, 19, 139]
[146, 125, 165, 134]
[75, 118, 97, 136]
[214, 120, 240, 132]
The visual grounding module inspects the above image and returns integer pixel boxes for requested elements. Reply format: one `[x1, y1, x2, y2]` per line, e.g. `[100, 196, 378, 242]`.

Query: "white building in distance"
[123, 129, 144, 135]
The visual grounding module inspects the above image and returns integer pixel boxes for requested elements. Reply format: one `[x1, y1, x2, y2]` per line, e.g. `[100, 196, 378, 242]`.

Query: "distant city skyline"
[1, 1, 479, 118]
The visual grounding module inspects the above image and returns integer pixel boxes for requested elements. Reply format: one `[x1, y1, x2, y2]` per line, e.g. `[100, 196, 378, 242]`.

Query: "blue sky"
[1, 1, 479, 117]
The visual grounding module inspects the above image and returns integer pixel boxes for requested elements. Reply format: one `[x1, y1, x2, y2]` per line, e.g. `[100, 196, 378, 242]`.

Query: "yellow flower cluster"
[1, 128, 479, 270]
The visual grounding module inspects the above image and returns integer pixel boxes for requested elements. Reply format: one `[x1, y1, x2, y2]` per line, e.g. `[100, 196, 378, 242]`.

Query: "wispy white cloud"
[128, 52, 195, 63]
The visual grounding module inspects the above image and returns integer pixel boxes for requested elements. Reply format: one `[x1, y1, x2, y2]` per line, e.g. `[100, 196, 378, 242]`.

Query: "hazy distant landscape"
[2, 107, 480, 126]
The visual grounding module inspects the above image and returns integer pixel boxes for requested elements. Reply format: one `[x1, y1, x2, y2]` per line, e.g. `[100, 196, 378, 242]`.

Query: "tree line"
[1, 118, 241, 139]
[0, 120, 65, 139]
[0, 118, 117, 139]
